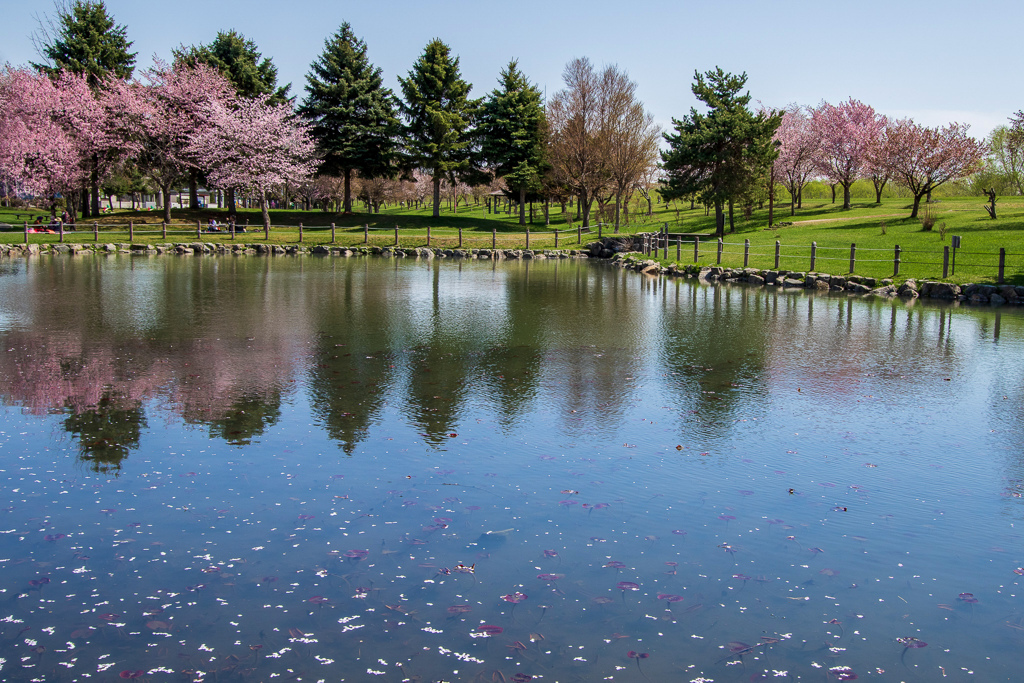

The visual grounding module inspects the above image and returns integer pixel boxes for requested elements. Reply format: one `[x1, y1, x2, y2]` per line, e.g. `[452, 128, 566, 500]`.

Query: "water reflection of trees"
[63, 390, 146, 473]
[0, 257, 305, 467]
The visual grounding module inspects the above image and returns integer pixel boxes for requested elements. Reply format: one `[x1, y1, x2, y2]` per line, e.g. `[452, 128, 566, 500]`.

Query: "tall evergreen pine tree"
[33, 0, 136, 87]
[32, 0, 137, 218]
[299, 23, 400, 214]
[399, 39, 479, 218]
[661, 68, 781, 237]
[479, 60, 545, 225]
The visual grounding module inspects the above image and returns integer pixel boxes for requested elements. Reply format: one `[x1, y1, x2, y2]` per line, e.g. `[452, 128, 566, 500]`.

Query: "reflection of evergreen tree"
[307, 263, 394, 455]
[309, 348, 390, 455]
[208, 392, 282, 445]
[406, 343, 471, 446]
[64, 392, 146, 474]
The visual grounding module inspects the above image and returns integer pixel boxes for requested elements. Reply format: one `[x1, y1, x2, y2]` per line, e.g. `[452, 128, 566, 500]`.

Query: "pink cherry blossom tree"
[773, 104, 819, 216]
[0, 66, 146, 216]
[811, 98, 884, 209]
[0, 67, 91, 211]
[188, 96, 317, 230]
[882, 119, 985, 219]
[864, 114, 892, 203]
[140, 61, 235, 222]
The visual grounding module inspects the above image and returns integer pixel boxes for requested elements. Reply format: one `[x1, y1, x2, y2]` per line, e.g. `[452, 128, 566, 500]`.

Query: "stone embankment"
[1, 236, 1018, 305]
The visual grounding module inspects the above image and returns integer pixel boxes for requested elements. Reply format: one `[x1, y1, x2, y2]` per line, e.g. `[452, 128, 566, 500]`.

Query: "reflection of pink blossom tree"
[811, 99, 884, 209]
[881, 120, 984, 218]
[188, 96, 317, 230]
[140, 61, 235, 222]
[774, 104, 819, 215]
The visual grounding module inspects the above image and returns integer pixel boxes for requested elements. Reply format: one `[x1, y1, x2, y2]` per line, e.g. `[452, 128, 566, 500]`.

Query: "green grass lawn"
[2, 194, 1022, 284]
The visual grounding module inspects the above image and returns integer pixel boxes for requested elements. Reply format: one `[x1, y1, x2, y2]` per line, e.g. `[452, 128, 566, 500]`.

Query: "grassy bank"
[2, 194, 1021, 284]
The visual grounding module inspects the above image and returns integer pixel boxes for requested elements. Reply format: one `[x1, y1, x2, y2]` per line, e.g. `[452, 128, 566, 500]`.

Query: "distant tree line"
[0, 1, 1006, 233]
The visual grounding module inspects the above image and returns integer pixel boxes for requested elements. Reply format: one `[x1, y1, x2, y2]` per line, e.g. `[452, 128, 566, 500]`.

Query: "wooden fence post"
[662, 225, 668, 259]
[943, 246, 950, 278]
[554, 229, 559, 249]
[264, 221, 268, 241]
[810, 241, 816, 271]
[492, 227, 497, 250]
[998, 248, 1006, 284]
[598, 222, 602, 239]
[775, 240, 781, 269]
[717, 238, 723, 264]
[94, 221, 99, 242]
[677, 236, 681, 262]
[230, 221, 234, 240]
[299, 222, 303, 243]
[458, 227, 463, 248]
[162, 222, 167, 240]
[24, 221, 28, 244]
[893, 245, 901, 277]
[59, 220, 64, 243]
[525, 228, 530, 249]
[427, 226, 431, 246]
[394, 226, 399, 246]
[197, 221, 202, 240]
[130, 221, 134, 241]
[694, 236, 699, 263]
[744, 239, 750, 268]
[364, 224, 368, 244]
[849, 243, 856, 274]
[331, 223, 335, 244]
[578, 224, 581, 244]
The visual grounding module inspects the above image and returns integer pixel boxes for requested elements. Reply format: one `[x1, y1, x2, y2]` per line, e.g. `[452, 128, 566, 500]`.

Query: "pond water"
[0, 255, 1022, 683]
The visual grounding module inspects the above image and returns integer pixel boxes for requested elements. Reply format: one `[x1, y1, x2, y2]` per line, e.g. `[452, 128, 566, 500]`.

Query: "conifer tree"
[661, 68, 781, 237]
[398, 39, 479, 218]
[299, 23, 400, 214]
[479, 60, 545, 225]
[174, 30, 290, 103]
[32, 0, 137, 87]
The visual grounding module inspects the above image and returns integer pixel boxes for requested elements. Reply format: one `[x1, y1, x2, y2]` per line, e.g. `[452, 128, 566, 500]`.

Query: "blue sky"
[3, 0, 1021, 138]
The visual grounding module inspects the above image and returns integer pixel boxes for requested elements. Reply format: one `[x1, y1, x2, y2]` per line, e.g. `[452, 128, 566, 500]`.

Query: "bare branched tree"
[547, 59, 659, 231]
[602, 68, 660, 231]
[546, 58, 607, 229]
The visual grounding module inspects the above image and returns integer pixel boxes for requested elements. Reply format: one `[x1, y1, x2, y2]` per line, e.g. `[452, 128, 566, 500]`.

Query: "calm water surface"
[0, 255, 1022, 683]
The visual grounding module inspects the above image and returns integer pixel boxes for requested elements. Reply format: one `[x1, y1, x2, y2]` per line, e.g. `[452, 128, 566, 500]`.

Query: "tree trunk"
[580, 189, 592, 228]
[926, 189, 932, 203]
[227, 188, 237, 215]
[189, 171, 199, 209]
[714, 199, 725, 237]
[728, 198, 735, 232]
[80, 187, 90, 219]
[830, 183, 837, 204]
[614, 191, 621, 231]
[260, 191, 271, 230]
[873, 179, 886, 203]
[161, 182, 173, 223]
[842, 182, 851, 210]
[910, 193, 923, 219]
[432, 176, 441, 217]
[797, 185, 803, 209]
[518, 186, 526, 225]
[90, 155, 100, 217]
[343, 169, 352, 214]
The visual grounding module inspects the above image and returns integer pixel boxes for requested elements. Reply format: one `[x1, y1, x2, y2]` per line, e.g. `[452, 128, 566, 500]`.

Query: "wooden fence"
[639, 231, 1020, 284]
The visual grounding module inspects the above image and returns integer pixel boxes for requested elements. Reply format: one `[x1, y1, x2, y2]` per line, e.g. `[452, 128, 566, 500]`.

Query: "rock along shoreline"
[2, 236, 1020, 306]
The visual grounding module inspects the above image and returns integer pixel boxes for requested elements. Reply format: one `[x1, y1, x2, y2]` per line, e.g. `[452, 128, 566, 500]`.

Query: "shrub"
[920, 206, 936, 231]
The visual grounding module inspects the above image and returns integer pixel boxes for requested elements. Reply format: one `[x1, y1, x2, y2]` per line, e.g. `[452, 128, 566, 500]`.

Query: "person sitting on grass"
[208, 218, 220, 232]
